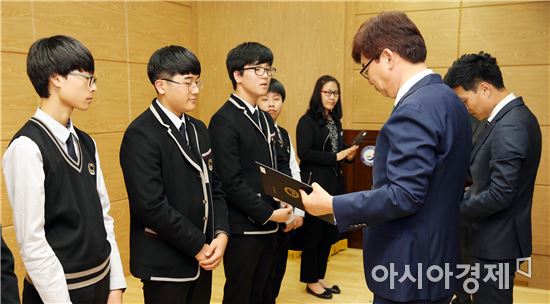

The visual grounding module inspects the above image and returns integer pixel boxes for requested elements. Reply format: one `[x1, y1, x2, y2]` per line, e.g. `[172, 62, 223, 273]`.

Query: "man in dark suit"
[444, 52, 542, 304]
[120, 45, 229, 304]
[1, 233, 20, 304]
[301, 11, 472, 303]
[209, 42, 293, 304]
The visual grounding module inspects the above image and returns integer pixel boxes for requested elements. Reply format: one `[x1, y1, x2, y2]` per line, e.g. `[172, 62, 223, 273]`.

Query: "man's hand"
[300, 182, 333, 216]
[269, 204, 293, 223]
[199, 233, 228, 271]
[107, 289, 123, 304]
[195, 244, 210, 262]
[283, 215, 304, 232]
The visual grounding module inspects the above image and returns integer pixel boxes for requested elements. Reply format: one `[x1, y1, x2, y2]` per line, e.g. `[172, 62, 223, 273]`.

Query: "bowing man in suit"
[444, 52, 542, 304]
[120, 46, 229, 304]
[209, 42, 293, 304]
[300, 11, 472, 304]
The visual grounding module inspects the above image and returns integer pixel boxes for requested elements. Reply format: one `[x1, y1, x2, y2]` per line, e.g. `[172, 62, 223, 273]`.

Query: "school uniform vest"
[11, 118, 111, 290]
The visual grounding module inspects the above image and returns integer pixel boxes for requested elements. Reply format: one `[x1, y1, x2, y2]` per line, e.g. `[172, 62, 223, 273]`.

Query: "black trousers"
[453, 222, 472, 304]
[300, 214, 336, 283]
[142, 268, 212, 304]
[470, 257, 517, 304]
[223, 233, 276, 304]
[23, 272, 109, 304]
[267, 230, 290, 304]
[374, 295, 452, 304]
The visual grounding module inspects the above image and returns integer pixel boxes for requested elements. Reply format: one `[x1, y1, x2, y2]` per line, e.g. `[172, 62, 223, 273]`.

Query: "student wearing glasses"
[2, 35, 126, 303]
[295, 75, 358, 299]
[209, 42, 293, 304]
[119, 45, 229, 304]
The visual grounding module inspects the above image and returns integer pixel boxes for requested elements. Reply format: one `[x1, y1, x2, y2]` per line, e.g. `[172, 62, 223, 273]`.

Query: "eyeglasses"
[70, 72, 97, 88]
[359, 53, 381, 80]
[242, 66, 276, 77]
[162, 78, 203, 91]
[321, 90, 340, 98]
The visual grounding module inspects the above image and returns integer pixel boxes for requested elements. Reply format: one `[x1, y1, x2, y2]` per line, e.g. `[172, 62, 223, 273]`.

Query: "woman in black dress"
[296, 75, 358, 299]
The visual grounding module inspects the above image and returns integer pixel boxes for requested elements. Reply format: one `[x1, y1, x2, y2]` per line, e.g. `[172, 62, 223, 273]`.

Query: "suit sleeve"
[209, 114, 274, 224]
[120, 126, 206, 257]
[296, 117, 337, 165]
[460, 121, 529, 221]
[333, 104, 437, 229]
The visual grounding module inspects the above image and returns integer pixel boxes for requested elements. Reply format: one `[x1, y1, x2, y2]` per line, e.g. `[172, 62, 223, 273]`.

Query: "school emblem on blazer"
[360, 145, 375, 167]
[208, 158, 213, 171]
[88, 162, 96, 175]
[284, 187, 300, 199]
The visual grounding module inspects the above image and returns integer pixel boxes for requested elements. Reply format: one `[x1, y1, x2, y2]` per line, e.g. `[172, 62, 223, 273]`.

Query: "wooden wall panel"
[127, 2, 195, 64]
[501, 65, 550, 126]
[33, 2, 127, 62]
[196, 1, 346, 143]
[537, 126, 549, 186]
[129, 63, 153, 119]
[1, 1, 34, 53]
[94, 132, 126, 203]
[532, 185, 550, 255]
[1, 52, 39, 141]
[2, 225, 26, 295]
[1, 141, 13, 227]
[460, 2, 550, 66]
[354, 1, 460, 14]
[71, 60, 129, 133]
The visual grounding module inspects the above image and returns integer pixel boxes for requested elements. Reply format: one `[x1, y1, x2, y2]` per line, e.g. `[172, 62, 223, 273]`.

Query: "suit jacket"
[120, 100, 229, 280]
[209, 94, 290, 235]
[333, 74, 472, 302]
[461, 97, 541, 260]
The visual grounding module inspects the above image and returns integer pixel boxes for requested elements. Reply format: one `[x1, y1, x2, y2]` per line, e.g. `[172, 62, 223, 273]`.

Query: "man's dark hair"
[268, 78, 286, 102]
[351, 11, 426, 64]
[26, 35, 94, 98]
[147, 45, 201, 84]
[307, 75, 343, 124]
[444, 51, 505, 91]
[226, 42, 273, 89]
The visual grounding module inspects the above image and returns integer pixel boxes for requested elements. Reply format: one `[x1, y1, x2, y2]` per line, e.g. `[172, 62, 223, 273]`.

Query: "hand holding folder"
[256, 162, 335, 224]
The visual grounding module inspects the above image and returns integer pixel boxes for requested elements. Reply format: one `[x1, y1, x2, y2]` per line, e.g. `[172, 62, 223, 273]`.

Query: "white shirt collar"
[394, 69, 434, 107]
[234, 94, 259, 114]
[156, 99, 185, 129]
[487, 93, 516, 123]
[34, 108, 77, 142]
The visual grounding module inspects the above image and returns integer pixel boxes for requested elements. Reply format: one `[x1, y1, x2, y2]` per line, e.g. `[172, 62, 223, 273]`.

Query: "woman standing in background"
[296, 75, 358, 299]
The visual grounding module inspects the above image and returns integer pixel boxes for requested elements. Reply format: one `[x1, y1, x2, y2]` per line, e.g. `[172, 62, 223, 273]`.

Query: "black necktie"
[179, 123, 189, 146]
[252, 110, 260, 127]
[66, 134, 77, 162]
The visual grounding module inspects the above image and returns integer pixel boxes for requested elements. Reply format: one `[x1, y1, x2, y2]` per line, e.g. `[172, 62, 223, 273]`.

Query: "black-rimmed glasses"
[162, 78, 203, 91]
[359, 53, 380, 80]
[70, 72, 97, 88]
[320, 90, 340, 98]
[242, 66, 276, 77]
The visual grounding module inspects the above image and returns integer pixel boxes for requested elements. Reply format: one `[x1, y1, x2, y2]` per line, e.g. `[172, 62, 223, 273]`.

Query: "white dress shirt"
[2, 108, 126, 303]
[487, 93, 517, 123]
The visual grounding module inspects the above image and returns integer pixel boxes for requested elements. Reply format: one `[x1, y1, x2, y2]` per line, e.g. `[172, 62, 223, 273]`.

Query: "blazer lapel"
[469, 98, 525, 164]
[149, 101, 202, 172]
[228, 95, 269, 141]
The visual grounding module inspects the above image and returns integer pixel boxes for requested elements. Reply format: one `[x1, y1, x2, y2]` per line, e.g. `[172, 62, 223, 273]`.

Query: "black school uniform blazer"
[209, 94, 290, 235]
[120, 100, 229, 281]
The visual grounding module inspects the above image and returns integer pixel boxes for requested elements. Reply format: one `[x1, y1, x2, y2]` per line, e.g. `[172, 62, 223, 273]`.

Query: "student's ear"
[233, 70, 243, 85]
[154, 79, 166, 95]
[49, 74, 64, 88]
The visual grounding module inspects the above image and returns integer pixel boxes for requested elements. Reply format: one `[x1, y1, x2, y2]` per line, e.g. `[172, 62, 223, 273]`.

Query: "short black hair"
[444, 51, 505, 91]
[147, 45, 201, 84]
[26, 35, 94, 98]
[307, 75, 343, 124]
[268, 78, 286, 102]
[226, 42, 273, 89]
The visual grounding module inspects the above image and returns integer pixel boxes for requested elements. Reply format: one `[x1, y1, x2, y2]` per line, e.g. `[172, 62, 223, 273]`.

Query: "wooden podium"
[342, 129, 379, 249]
